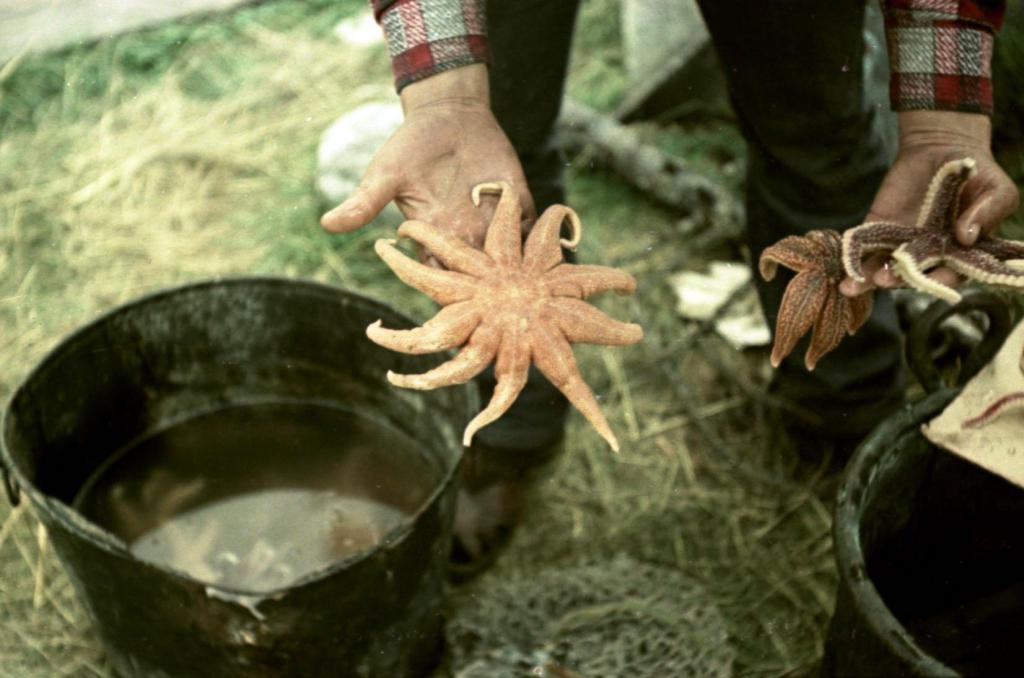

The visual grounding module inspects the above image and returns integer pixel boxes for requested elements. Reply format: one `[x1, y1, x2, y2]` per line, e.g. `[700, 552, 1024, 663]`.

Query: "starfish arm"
[547, 297, 643, 346]
[890, 238, 961, 303]
[522, 205, 581, 273]
[474, 181, 523, 268]
[396, 220, 494, 277]
[917, 158, 976, 231]
[543, 264, 637, 298]
[809, 230, 850, 280]
[770, 270, 829, 368]
[758, 235, 826, 281]
[531, 322, 620, 452]
[945, 247, 1024, 290]
[806, 291, 850, 371]
[846, 291, 873, 335]
[841, 223, 919, 281]
[973, 236, 1024, 261]
[366, 302, 481, 355]
[374, 239, 477, 305]
[461, 325, 531, 447]
[386, 324, 499, 389]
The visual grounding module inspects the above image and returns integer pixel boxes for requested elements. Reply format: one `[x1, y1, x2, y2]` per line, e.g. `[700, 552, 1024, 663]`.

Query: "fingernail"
[840, 279, 868, 297]
[965, 222, 980, 242]
[322, 200, 355, 223]
[320, 213, 337, 229]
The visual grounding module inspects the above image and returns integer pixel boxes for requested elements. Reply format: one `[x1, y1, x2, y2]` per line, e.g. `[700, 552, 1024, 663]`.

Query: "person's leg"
[697, 0, 905, 440]
[487, 0, 581, 212]
[468, 0, 582, 454]
[450, 1, 580, 574]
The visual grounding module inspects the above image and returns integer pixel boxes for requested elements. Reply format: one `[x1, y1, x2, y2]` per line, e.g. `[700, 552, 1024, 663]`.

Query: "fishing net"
[445, 554, 734, 678]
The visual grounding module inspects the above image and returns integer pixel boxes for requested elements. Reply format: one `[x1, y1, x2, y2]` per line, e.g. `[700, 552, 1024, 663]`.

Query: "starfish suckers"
[842, 158, 1024, 304]
[368, 182, 643, 451]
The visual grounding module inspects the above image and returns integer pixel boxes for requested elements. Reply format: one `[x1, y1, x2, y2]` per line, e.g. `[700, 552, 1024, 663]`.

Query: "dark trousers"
[473, 0, 906, 450]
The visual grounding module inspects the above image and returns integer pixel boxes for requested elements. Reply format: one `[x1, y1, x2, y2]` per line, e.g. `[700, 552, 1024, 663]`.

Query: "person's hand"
[840, 111, 1020, 297]
[320, 64, 533, 260]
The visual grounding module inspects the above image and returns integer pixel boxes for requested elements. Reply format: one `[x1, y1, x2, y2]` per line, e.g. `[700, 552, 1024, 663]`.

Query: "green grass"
[567, 0, 627, 112]
[0, 0, 363, 134]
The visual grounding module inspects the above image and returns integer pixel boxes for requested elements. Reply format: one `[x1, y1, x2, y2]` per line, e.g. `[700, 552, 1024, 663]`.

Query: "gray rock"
[621, 0, 708, 86]
[315, 102, 404, 227]
[333, 11, 384, 48]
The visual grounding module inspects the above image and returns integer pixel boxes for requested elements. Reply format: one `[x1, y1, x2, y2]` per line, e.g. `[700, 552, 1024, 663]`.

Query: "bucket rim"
[833, 388, 960, 677]
[0, 274, 476, 598]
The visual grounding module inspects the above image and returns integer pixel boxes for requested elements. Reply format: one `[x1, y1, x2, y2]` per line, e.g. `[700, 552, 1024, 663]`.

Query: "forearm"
[883, 0, 1006, 115]
[371, 0, 488, 93]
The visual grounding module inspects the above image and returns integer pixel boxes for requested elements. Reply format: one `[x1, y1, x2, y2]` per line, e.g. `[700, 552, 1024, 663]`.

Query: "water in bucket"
[73, 401, 436, 593]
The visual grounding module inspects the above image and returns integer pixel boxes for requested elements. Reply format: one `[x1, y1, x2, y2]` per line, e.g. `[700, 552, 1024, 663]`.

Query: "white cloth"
[923, 319, 1024, 489]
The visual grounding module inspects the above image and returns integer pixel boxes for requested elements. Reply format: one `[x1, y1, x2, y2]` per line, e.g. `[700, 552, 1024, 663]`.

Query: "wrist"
[898, 111, 992, 153]
[400, 64, 491, 115]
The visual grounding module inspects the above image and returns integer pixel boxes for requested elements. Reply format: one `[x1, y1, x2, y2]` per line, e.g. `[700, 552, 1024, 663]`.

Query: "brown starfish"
[759, 230, 873, 370]
[842, 158, 1024, 304]
[368, 182, 643, 451]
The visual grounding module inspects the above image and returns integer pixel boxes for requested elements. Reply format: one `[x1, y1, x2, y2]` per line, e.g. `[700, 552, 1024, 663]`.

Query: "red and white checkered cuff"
[377, 0, 488, 92]
[884, 0, 1005, 113]
[885, 18, 996, 114]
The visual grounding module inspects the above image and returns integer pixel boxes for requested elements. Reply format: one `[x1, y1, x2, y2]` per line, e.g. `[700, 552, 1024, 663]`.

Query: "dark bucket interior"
[1, 277, 474, 677]
[864, 441, 1024, 675]
[833, 391, 1024, 677]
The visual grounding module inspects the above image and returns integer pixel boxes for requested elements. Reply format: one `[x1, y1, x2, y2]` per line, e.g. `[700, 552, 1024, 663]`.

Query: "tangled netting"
[445, 554, 735, 678]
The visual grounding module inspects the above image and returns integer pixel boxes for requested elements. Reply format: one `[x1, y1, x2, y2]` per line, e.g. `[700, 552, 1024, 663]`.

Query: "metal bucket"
[823, 293, 1023, 677]
[0, 277, 475, 677]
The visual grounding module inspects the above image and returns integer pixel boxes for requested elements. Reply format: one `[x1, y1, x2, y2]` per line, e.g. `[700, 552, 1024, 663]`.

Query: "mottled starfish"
[368, 182, 643, 451]
[843, 157, 1024, 303]
[759, 229, 873, 370]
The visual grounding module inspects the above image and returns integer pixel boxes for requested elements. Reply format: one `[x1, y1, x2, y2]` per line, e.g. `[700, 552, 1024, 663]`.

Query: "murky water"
[74, 402, 437, 593]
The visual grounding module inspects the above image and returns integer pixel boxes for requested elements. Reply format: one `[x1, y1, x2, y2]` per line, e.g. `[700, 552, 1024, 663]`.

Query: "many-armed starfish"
[843, 157, 1024, 303]
[367, 182, 643, 451]
[759, 230, 873, 370]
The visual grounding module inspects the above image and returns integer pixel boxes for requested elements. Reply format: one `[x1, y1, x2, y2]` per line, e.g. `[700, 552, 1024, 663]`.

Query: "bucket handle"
[1, 461, 20, 507]
[906, 290, 1013, 394]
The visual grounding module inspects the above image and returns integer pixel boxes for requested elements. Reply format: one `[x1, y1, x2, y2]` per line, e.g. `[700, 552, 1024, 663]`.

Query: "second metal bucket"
[822, 294, 1024, 677]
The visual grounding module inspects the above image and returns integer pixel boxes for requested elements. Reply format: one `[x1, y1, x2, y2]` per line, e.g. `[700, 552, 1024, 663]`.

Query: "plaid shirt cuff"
[884, 0, 1006, 115]
[372, 0, 488, 93]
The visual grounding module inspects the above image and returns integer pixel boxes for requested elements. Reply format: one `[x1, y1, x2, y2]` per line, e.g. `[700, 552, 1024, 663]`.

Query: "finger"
[873, 264, 902, 288]
[839, 276, 874, 297]
[873, 264, 960, 290]
[926, 267, 961, 290]
[518, 182, 537, 225]
[839, 252, 888, 297]
[321, 173, 400, 233]
[956, 177, 1020, 245]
